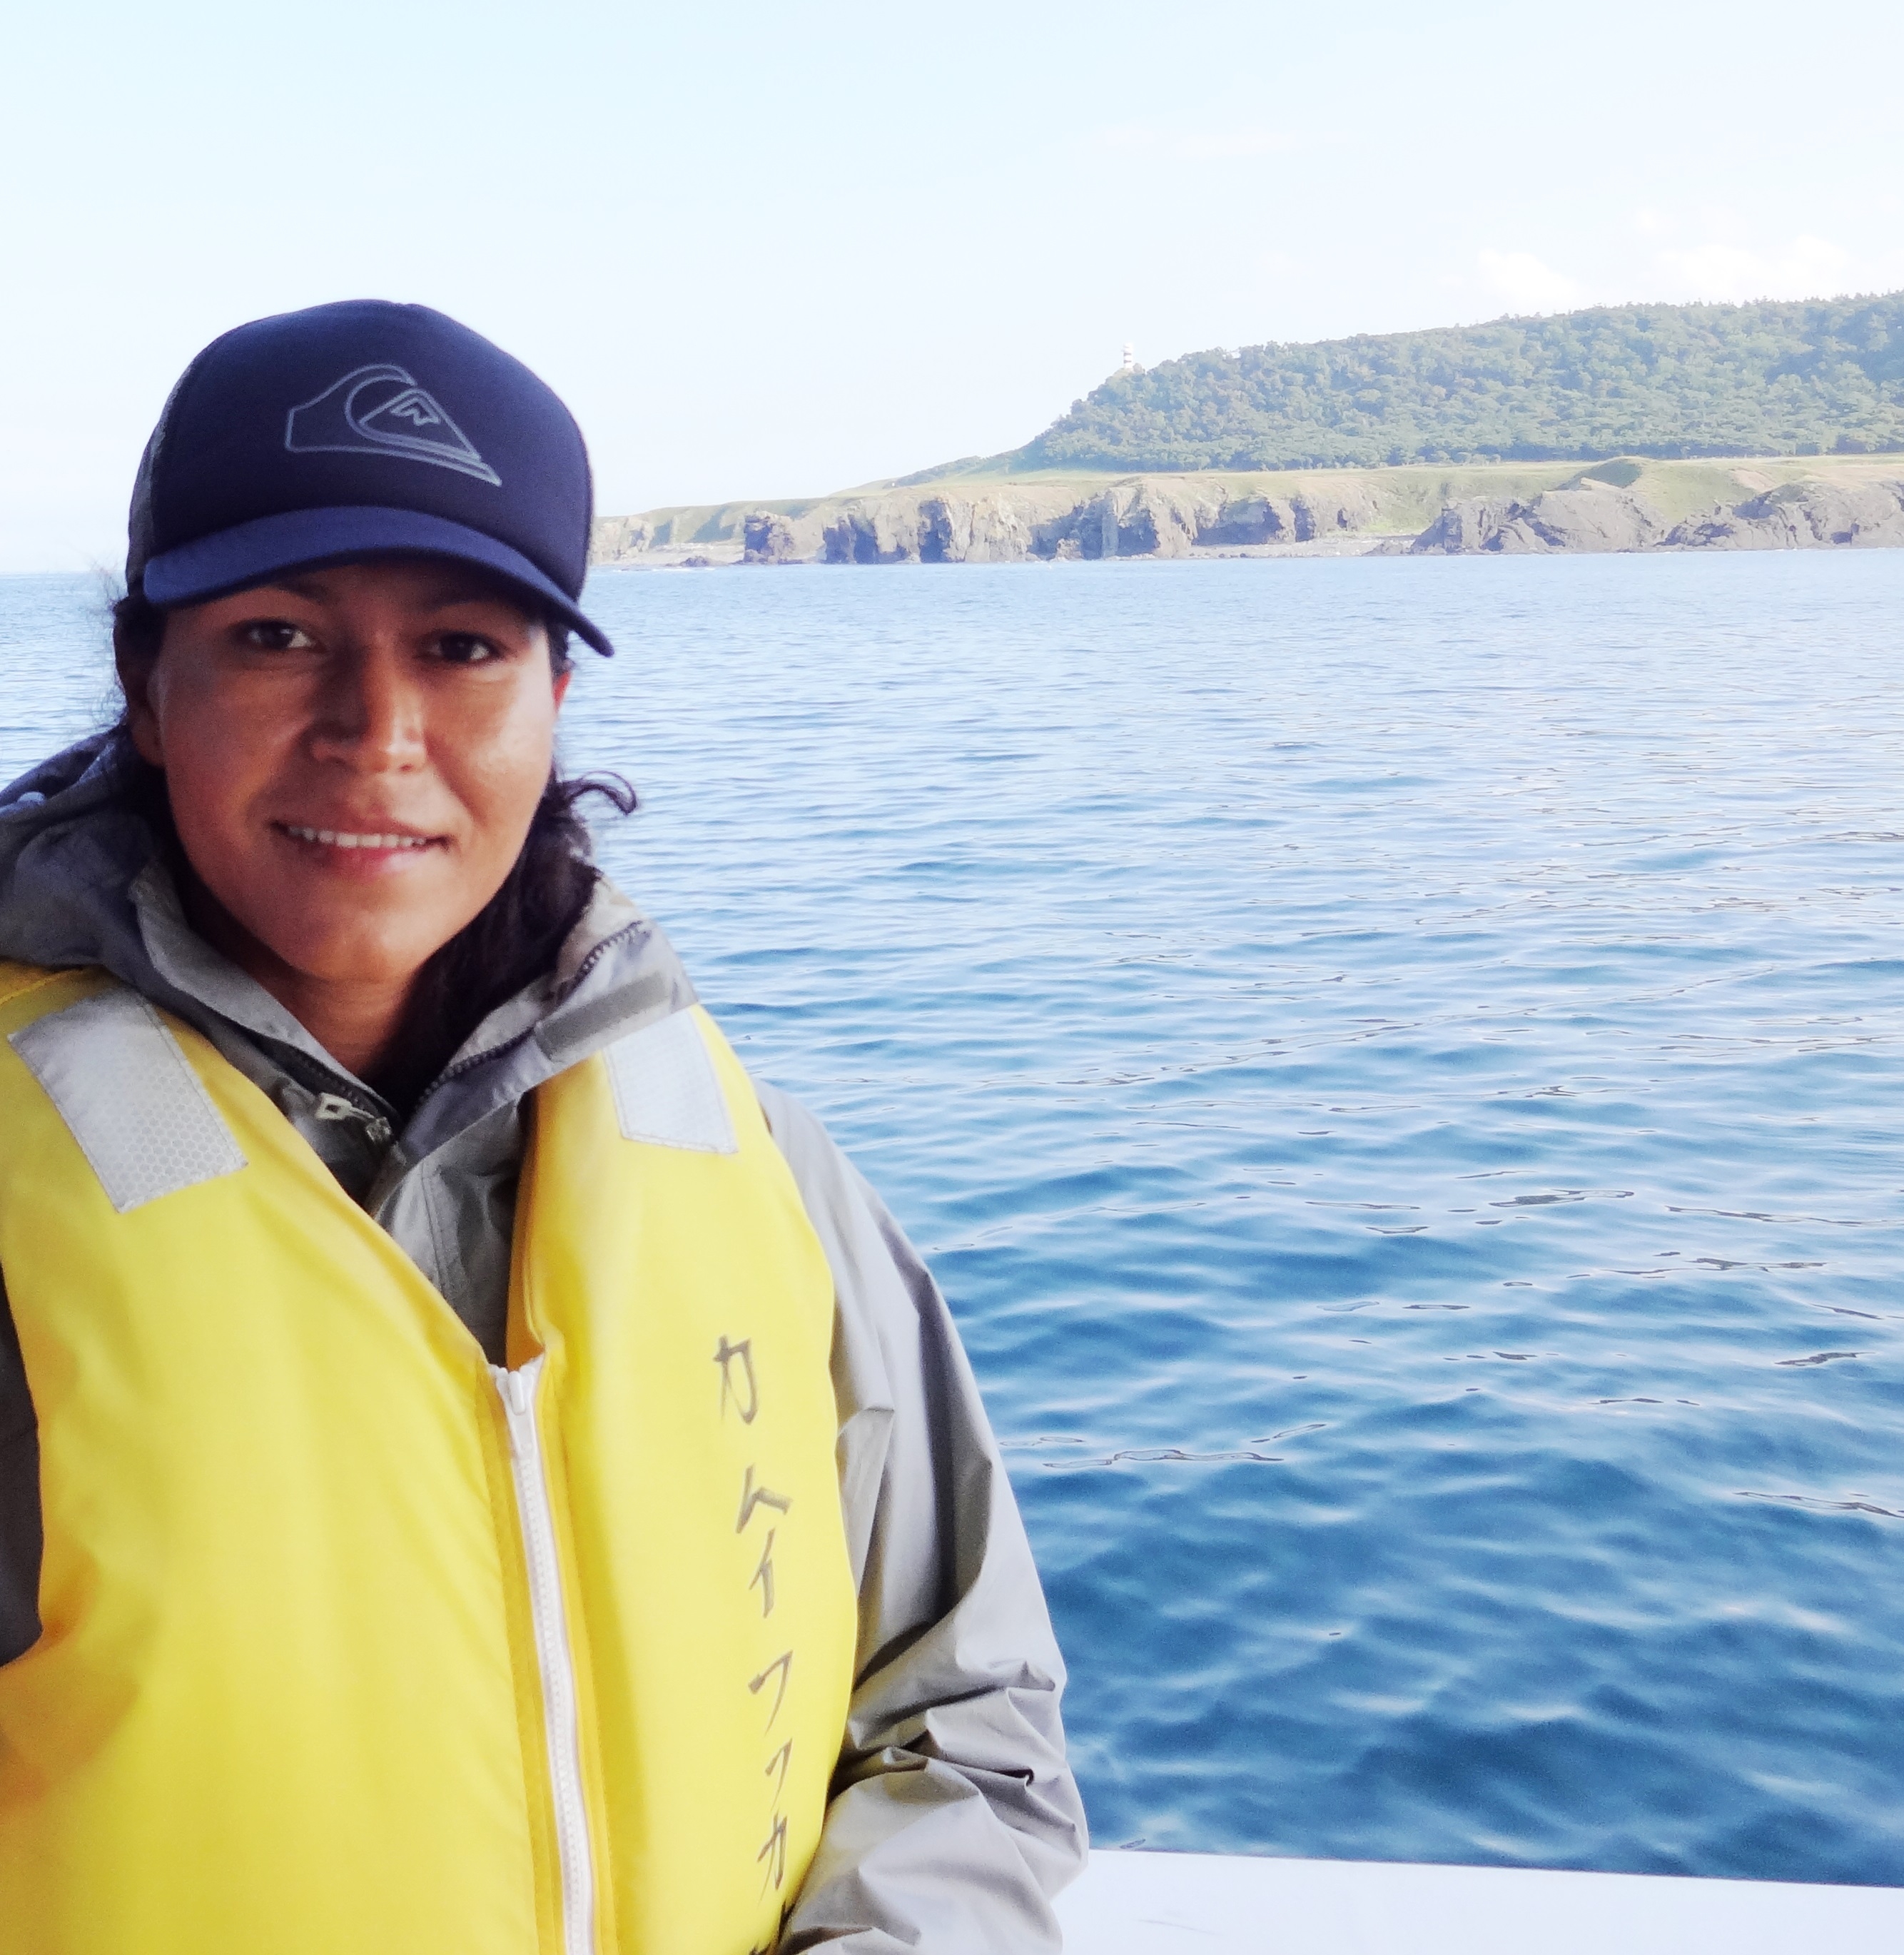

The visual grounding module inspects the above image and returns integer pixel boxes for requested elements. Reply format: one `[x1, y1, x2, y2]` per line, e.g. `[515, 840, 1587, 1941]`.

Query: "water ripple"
[7, 553, 1904, 1884]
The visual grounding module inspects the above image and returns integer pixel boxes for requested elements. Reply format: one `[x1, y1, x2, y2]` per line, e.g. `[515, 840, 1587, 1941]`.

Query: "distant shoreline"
[591, 455, 1904, 567]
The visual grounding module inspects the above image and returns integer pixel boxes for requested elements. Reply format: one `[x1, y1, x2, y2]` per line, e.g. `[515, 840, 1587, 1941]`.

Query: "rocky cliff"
[1411, 475, 1904, 555]
[1662, 478, 1904, 550]
[784, 476, 1387, 565]
[1409, 481, 1667, 554]
[593, 461, 1904, 569]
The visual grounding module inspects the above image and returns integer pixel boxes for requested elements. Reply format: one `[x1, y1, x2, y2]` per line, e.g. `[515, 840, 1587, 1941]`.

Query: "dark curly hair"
[108, 587, 635, 1112]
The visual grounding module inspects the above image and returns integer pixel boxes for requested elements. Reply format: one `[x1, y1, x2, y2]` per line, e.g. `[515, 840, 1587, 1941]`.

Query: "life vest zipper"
[495, 1356, 597, 1955]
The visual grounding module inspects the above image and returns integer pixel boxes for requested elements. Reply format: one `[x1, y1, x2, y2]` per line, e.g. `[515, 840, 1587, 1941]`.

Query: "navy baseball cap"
[126, 299, 614, 655]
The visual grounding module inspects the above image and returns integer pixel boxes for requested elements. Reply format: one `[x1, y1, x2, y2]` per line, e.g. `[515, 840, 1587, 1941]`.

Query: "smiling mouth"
[275, 823, 445, 852]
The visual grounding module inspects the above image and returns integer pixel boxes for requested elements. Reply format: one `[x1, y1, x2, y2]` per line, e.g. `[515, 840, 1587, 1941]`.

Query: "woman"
[0, 300, 1085, 1953]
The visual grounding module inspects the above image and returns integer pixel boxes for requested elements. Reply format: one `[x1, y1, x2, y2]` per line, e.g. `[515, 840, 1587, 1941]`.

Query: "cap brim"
[139, 506, 614, 656]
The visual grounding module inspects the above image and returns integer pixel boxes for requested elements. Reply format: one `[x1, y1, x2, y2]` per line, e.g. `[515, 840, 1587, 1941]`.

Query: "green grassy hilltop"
[961, 294, 1904, 475]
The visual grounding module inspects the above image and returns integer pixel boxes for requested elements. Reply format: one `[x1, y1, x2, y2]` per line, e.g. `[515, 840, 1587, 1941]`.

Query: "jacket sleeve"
[754, 1084, 1088, 1953]
[0, 1271, 42, 1669]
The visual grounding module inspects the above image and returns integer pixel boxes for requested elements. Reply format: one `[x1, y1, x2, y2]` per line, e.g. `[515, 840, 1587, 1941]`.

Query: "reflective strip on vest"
[604, 1007, 739, 1154]
[9, 986, 245, 1211]
[0, 964, 856, 1955]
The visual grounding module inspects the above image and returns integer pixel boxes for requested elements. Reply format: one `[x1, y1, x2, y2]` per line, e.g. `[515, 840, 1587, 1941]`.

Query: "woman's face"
[126, 558, 572, 997]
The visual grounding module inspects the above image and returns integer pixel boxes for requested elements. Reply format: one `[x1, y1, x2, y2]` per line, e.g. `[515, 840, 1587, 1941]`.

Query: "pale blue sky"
[4, 0, 1901, 571]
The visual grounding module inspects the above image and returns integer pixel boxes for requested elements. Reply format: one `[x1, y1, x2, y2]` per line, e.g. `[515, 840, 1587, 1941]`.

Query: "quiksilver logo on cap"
[285, 364, 502, 485]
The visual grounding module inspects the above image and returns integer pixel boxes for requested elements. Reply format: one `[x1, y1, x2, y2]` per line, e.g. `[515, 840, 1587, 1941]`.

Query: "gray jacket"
[0, 735, 1085, 1951]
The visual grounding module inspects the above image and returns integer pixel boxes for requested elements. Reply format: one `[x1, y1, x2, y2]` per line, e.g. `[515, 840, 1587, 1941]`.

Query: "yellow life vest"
[0, 961, 857, 1955]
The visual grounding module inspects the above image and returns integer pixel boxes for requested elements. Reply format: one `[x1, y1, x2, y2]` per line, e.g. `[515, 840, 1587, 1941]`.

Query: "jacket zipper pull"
[313, 1091, 394, 1151]
[499, 1368, 533, 1446]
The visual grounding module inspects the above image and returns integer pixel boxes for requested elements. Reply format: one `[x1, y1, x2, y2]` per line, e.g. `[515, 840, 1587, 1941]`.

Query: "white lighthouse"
[1120, 342, 1136, 373]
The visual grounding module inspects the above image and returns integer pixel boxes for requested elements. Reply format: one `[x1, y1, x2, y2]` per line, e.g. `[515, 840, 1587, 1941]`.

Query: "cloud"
[1477, 250, 1582, 314]
[1627, 208, 1903, 302]
[1652, 233, 1855, 302]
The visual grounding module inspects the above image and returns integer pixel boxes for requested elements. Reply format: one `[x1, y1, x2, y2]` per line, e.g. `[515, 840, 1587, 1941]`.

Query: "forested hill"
[1008, 295, 1904, 473]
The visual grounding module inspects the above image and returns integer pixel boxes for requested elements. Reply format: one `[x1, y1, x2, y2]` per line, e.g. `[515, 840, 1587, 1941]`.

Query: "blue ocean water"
[5, 554, 1903, 1884]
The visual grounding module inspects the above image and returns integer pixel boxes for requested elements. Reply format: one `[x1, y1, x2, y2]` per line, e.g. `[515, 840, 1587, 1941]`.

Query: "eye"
[239, 619, 315, 652]
[433, 631, 505, 665]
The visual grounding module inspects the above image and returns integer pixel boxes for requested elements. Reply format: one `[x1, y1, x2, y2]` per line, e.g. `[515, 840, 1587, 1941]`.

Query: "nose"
[306, 637, 427, 772]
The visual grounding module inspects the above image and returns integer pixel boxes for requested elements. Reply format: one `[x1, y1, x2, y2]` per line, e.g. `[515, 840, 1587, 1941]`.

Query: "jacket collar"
[0, 734, 697, 1165]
